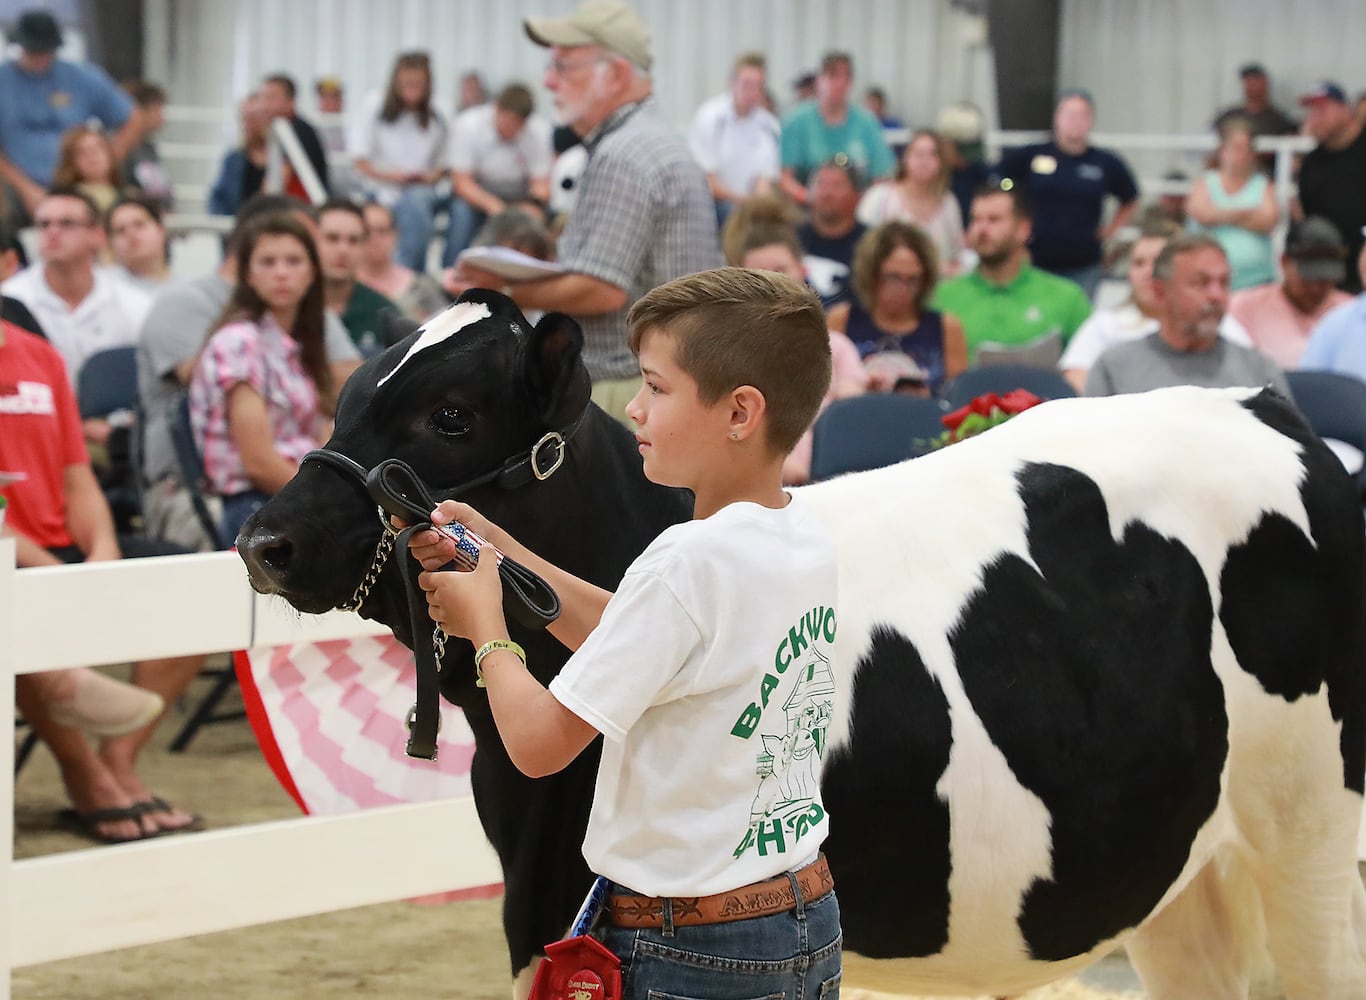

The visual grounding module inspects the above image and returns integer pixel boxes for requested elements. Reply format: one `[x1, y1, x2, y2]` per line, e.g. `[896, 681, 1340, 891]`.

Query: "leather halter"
[298, 416, 579, 759]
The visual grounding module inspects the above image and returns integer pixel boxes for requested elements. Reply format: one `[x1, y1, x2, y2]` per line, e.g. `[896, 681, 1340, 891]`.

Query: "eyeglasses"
[35, 218, 91, 231]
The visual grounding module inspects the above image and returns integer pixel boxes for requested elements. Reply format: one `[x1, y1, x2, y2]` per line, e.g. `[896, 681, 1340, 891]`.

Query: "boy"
[409, 268, 842, 996]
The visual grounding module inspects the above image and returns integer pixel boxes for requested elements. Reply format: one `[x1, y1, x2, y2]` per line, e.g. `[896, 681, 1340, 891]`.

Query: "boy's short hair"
[627, 267, 831, 457]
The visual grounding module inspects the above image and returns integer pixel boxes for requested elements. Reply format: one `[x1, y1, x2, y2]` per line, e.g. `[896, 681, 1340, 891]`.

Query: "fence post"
[0, 538, 16, 1000]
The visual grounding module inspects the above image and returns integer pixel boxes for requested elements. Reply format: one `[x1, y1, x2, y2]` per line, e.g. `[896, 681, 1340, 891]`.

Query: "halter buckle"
[530, 431, 566, 481]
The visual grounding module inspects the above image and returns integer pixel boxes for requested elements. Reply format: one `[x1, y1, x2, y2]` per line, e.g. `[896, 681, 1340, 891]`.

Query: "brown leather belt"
[605, 854, 833, 929]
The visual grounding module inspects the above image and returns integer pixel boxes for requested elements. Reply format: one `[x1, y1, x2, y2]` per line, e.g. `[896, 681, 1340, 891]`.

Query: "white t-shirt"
[549, 496, 839, 898]
[447, 103, 553, 203]
[688, 93, 781, 198]
[1059, 301, 1252, 371]
[348, 92, 452, 205]
[3, 264, 152, 385]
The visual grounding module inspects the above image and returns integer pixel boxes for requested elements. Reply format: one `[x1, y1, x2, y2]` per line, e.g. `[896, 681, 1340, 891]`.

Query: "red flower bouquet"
[933, 389, 1044, 448]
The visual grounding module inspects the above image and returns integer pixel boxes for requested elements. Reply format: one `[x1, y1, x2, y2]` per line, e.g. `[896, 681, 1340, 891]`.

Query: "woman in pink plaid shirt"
[189, 213, 332, 544]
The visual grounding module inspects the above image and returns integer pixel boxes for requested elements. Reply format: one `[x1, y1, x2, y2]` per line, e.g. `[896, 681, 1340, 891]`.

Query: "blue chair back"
[1286, 371, 1366, 451]
[77, 345, 139, 418]
[942, 364, 1077, 408]
[809, 395, 948, 481]
[1285, 370, 1366, 497]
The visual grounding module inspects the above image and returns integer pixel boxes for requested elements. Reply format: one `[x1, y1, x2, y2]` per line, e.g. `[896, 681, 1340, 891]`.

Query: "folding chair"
[1285, 370, 1366, 498]
[167, 393, 227, 552]
[77, 345, 143, 534]
[165, 393, 244, 751]
[809, 395, 948, 481]
[942, 364, 1078, 409]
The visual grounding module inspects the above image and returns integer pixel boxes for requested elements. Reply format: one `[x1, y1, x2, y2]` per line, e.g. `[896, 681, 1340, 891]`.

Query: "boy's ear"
[729, 384, 768, 441]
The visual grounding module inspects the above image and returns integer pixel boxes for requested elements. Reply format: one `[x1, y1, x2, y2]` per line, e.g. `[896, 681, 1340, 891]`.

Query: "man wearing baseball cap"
[1297, 81, 1366, 294]
[1213, 64, 1298, 143]
[1229, 216, 1354, 368]
[0, 9, 146, 223]
[449, 1, 721, 422]
[1300, 242, 1366, 382]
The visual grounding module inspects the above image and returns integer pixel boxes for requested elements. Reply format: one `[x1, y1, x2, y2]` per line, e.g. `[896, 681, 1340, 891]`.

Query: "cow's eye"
[429, 406, 472, 436]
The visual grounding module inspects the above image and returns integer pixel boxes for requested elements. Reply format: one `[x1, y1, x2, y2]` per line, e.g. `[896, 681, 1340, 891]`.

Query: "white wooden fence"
[2, 538, 1364, 998]
[0, 539, 501, 999]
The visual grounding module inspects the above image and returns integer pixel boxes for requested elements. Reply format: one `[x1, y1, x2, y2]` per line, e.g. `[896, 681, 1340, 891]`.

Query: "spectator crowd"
[3, 0, 1366, 844]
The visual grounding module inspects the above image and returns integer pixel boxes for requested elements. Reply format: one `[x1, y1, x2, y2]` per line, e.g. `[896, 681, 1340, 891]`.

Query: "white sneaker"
[47, 669, 165, 737]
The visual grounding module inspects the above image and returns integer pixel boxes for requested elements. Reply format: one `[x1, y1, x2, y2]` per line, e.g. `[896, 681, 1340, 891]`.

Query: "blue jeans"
[441, 197, 487, 268]
[391, 184, 453, 272]
[596, 886, 842, 999]
[220, 490, 271, 548]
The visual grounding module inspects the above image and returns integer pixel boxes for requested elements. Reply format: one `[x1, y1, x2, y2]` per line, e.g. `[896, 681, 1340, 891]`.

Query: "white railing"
[0, 539, 501, 999]
[4, 538, 1363, 996]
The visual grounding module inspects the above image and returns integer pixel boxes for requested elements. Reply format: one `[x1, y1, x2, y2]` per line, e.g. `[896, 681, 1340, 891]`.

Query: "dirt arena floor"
[10, 663, 1163, 998]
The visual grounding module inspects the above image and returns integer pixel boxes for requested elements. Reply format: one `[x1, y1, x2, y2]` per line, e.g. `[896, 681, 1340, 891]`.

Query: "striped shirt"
[558, 98, 722, 381]
[189, 315, 319, 496]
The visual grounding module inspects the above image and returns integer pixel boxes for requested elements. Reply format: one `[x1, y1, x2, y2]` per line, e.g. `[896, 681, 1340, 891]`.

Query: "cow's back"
[797, 386, 1366, 995]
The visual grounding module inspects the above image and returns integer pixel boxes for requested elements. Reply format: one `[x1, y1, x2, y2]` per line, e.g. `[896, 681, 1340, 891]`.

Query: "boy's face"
[626, 330, 735, 490]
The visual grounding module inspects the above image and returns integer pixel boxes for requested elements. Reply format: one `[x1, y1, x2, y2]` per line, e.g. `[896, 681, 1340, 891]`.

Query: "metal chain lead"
[341, 522, 395, 613]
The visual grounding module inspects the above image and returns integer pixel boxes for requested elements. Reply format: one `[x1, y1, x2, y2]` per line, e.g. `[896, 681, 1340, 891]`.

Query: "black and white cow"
[239, 293, 1366, 999]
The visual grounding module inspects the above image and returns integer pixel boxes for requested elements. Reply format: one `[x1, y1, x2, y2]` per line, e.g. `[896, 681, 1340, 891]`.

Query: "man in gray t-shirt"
[1086, 233, 1290, 398]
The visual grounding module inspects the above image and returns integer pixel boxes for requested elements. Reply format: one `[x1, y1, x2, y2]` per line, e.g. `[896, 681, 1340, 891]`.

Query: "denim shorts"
[596, 886, 842, 1000]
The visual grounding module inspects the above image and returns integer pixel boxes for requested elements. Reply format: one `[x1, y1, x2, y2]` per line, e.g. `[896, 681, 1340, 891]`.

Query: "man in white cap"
[448, 0, 721, 422]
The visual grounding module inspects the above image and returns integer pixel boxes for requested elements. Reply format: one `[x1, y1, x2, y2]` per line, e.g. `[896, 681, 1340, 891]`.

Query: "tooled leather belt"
[604, 854, 834, 929]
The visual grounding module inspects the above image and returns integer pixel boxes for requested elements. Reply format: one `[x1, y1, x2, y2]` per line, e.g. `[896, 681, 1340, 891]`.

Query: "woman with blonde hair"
[855, 128, 965, 274]
[829, 221, 967, 395]
[1187, 115, 1278, 290]
[52, 125, 121, 215]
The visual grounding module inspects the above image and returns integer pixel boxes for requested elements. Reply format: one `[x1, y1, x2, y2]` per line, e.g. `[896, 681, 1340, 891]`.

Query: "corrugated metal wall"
[1057, 0, 1366, 179]
[146, 0, 993, 134]
[143, 0, 1364, 209]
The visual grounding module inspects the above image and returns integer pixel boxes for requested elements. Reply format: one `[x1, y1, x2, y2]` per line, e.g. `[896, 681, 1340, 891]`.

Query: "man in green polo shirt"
[318, 198, 402, 357]
[932, 185, 1091, 364]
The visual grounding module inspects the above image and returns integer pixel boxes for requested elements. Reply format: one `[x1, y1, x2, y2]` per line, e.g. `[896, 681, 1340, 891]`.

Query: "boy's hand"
[418, 544, 506, 641]
[404, 500, 497, 571]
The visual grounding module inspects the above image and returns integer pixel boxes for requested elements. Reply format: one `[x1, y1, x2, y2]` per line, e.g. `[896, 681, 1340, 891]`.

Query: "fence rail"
[0, 540, 498, 999]
[3, 539, 1363, 996]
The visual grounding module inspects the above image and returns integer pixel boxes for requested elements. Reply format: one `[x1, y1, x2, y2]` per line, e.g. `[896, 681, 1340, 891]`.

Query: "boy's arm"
[410, 500, 612, 652]
[419, 545, 600, 778]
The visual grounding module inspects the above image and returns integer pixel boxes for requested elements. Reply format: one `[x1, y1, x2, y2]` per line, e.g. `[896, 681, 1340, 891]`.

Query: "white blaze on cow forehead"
[376, 301, 492, 388]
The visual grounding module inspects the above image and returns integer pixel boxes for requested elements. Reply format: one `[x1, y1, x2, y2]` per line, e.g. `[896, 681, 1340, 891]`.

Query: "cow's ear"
[525, 311, 591, 425]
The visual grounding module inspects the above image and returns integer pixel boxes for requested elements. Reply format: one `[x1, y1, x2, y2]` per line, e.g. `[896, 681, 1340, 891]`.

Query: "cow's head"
[237, 290, 592, 648]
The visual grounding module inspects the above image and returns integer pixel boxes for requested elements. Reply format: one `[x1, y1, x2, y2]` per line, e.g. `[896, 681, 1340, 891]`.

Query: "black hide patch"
[823, 626, 952, 958]
[951, 463, 1227, 962]
[1225, 391, 1366, 792]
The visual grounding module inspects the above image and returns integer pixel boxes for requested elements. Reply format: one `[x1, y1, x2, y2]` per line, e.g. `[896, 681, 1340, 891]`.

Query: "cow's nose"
[238, 528, 294, 592]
